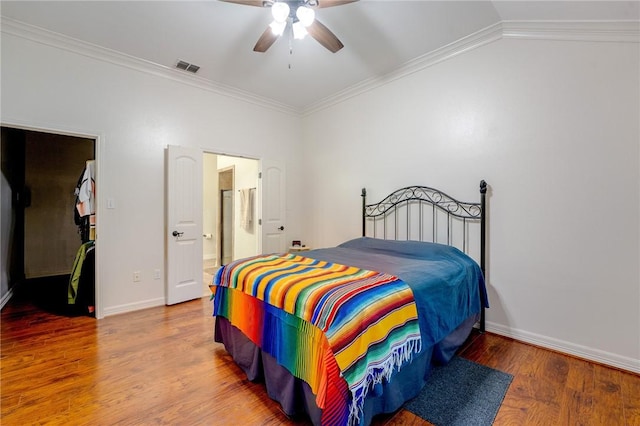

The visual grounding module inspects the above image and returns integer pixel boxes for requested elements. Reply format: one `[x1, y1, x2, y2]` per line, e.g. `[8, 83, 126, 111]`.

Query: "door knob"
[278, 226, 284, 231]
[172, 231, 184, 237]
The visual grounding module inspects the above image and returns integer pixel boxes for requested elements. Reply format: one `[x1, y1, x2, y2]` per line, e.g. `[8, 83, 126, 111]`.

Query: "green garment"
[68, 241, 94, 304]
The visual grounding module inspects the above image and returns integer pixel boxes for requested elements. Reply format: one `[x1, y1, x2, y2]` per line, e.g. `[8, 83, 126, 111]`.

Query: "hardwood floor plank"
[591, 363, 626, 425]
[2, 295, 638, 426]
[557, 356, 595, 425]
[621, 370, 640, 425]
[383, 410, 432, 425]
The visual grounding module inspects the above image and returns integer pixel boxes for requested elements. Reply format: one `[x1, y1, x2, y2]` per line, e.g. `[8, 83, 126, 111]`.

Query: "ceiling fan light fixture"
[271, 2, 290, 23]
[226, 0, 351, 53]
[292, 21, 308, 39]
[269, 20, 286, 36]
[296, 6, 315, 27]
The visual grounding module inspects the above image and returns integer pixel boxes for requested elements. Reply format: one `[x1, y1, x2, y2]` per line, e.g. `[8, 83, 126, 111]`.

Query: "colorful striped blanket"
[213, 254, 422, 425]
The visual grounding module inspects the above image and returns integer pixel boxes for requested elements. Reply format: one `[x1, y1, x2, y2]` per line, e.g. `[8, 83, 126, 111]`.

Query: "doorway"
[1, 127, 96, 315]
[201, 153, 259, 294]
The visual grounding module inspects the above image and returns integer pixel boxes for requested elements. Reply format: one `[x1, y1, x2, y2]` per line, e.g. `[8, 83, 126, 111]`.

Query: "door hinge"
[258, 172, 262, 179]
[258, 219, 262, 225]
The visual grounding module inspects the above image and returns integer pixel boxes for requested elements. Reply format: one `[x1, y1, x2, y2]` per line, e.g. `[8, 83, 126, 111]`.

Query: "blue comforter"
[301, 237, 488, 348]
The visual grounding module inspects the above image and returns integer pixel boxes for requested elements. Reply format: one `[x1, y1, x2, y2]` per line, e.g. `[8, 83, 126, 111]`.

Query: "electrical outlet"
[153, 269, 161, 280]
[133, 271, 141, 282]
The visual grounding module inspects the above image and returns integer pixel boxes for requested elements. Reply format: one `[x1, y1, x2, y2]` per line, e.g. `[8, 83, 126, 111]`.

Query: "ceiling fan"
[221, 0, 358, 53]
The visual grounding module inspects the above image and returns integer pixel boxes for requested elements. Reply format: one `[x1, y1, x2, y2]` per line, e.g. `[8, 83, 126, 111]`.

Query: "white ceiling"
[2, 1, 638, 110]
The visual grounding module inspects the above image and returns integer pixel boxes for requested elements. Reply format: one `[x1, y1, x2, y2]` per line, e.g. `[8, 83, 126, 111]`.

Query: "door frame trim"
[217, 166, 235, 265]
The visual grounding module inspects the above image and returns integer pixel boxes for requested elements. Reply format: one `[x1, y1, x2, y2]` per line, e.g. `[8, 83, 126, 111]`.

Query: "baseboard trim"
[486, 321, 640, 374]
[103, 297, 165, 317]
[0, 286, 16, 310]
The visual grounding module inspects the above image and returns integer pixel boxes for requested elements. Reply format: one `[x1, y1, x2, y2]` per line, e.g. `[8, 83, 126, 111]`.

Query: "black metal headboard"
[361, 180, 488, 331]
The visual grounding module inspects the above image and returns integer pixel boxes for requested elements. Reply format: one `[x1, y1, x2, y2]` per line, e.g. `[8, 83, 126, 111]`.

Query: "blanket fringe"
[347, 336, 422, 426]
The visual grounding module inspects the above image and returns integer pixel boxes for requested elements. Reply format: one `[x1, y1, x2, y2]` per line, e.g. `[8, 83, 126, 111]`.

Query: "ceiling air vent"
[176, 60, 200, 74]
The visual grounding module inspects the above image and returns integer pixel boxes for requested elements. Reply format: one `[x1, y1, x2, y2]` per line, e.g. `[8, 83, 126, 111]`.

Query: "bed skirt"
[214, 313, 478, 425]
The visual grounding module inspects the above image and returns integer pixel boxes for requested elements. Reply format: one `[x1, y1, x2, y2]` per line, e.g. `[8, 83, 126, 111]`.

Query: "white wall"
[1, 29, 305, 317]
[302, 38, 640, 371]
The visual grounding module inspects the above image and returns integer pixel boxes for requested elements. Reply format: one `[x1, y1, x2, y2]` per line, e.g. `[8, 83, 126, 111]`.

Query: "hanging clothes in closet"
[68, 240, 95, 315]
[70, 160, 96, 316]
[74, 160, 96, 243]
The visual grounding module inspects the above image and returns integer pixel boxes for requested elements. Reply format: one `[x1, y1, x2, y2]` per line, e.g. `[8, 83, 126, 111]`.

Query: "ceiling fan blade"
[219, 0, 270, 6]
[314, 0, 358, 8]
[307, 20, 344, 53]
[220, 0, 356, 7]
[253, 26, 280, 52]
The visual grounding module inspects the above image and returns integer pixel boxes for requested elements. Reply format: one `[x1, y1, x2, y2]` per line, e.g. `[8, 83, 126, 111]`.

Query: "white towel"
[240, 188, 254, 231]
[76, 160, 95, 217]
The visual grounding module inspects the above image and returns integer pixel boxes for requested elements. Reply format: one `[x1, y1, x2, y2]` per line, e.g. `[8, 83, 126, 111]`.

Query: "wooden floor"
[2, 292, 639, 425]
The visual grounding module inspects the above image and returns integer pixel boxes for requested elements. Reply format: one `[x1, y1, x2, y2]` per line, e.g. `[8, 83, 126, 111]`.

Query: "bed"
[212, 181, 489, 425]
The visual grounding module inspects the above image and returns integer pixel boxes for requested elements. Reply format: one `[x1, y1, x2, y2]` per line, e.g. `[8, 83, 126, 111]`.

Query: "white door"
[166, 145, 203, 305]
[261, 159, 286, 254]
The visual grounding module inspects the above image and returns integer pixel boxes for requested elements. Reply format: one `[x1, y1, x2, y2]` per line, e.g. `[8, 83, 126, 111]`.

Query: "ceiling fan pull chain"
[288, 26, 293, 69]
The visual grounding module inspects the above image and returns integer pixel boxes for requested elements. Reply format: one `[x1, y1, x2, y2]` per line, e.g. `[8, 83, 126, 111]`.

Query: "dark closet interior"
[1, 127, 95, 316]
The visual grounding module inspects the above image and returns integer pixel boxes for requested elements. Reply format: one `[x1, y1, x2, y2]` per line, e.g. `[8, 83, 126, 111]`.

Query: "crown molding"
[501, 20, 640, 43]
[2, 17, 637, 117]
[0, 17, 300, 117]
[303, 22, 504, 116]
[302, 20, 639, 116]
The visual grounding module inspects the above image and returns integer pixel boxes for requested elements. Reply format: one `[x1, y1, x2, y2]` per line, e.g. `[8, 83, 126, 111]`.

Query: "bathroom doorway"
[202, 153, 259, 294]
